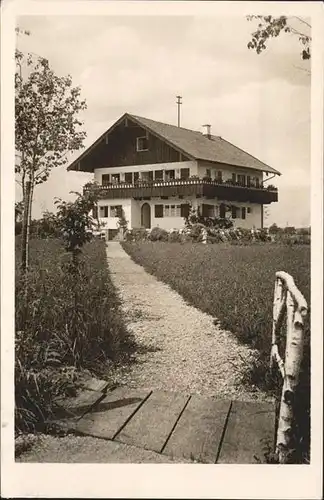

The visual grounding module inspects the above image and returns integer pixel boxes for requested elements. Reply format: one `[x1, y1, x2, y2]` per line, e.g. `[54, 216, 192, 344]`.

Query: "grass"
[15, 237, 135, 435]
[122, 241, 311, 462]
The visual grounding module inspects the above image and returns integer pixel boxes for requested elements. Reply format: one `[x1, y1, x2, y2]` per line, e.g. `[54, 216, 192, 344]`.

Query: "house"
[67, 112, 280, 238]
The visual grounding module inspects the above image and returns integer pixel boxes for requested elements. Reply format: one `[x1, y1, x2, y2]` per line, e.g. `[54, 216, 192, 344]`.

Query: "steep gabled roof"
[67, 112, 281, 175]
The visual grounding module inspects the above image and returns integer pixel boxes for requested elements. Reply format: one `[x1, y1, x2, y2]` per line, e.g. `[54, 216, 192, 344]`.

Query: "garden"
[122, 228, 311, 463]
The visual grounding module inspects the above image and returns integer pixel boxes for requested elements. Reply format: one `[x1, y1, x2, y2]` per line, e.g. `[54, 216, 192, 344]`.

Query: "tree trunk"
[21, 180, 32, 273]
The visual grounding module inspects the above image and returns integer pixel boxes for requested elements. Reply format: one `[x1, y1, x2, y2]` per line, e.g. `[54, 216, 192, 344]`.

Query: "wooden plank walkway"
[53, 382, 276, 464]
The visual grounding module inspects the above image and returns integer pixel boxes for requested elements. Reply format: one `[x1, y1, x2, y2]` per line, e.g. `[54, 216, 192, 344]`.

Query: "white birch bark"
[271, 272, 308, 463]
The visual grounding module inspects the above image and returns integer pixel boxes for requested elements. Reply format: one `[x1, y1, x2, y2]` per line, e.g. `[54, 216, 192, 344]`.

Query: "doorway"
[141, 203, 151, 229]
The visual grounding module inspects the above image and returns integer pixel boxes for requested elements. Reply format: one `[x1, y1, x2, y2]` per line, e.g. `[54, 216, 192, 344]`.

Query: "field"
[122, 241, 311, 461]
[15, 237, 135, 434]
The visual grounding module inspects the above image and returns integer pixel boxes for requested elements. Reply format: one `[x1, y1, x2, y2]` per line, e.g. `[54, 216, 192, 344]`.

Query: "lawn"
[122, 241, 311, 461]
[15, 237, 135, 433]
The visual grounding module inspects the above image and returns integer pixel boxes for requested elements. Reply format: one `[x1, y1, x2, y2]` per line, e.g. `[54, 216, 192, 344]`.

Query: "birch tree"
[15, 49, 87, 272]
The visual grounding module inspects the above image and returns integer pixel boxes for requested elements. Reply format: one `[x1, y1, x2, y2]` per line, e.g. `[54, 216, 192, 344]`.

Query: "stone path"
[107, 242, 272, 402]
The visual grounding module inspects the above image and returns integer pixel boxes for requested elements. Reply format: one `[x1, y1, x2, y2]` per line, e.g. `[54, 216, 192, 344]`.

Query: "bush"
[15, 238, 134, 433]
[188, 223, 205, 242]
[125, 228, 148, 242]
[168, 230, 182, 243]
[148, 227, 169, 242]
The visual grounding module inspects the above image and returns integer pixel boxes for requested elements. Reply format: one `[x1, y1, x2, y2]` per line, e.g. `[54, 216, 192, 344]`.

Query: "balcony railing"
[85, 178, 278, 204]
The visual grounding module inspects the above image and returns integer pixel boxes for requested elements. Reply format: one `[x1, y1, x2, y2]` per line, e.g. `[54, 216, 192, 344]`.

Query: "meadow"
[122, 241, 311, 461]
[15, 237, 135, 434]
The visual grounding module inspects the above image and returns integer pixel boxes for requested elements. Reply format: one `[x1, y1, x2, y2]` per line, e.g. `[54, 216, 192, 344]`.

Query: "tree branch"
[294, 17, 312, 30]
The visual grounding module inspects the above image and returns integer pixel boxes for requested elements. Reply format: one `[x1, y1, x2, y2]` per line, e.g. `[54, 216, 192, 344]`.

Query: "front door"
[141, 203, 151, 229]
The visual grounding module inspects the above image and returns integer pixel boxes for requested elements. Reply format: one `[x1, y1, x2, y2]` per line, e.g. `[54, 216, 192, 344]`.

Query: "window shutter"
[231, 206, 237, 219]
[180, 204, 190, 218]
[241, 207, 246, 220]
[155, 205, 164, 218]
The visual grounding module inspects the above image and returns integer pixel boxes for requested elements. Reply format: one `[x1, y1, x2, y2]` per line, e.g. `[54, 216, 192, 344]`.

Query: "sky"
[16, 14, 311, 227]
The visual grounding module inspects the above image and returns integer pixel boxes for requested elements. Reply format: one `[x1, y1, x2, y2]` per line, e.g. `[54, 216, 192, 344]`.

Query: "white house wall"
[94, 161, 198, 183]
[97, 196, 262, 230]
[198, 160, 263, 183]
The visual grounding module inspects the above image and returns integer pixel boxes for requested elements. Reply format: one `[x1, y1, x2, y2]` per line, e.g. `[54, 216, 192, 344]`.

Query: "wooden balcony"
[84, 179, 278, 204]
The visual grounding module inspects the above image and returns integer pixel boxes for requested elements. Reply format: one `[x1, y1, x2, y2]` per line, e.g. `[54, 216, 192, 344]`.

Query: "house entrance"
[141, 203, 151, 229]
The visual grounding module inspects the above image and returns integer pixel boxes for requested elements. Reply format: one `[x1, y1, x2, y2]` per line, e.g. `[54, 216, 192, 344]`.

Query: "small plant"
[117, 208, 128, 239]
[149, 227, 169, 242]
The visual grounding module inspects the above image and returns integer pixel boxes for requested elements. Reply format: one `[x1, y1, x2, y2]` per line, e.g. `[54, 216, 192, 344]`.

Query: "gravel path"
[107, 242, 272, 403]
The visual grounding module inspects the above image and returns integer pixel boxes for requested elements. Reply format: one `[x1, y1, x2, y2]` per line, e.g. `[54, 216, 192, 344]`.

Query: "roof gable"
[67, 112, 281, 175]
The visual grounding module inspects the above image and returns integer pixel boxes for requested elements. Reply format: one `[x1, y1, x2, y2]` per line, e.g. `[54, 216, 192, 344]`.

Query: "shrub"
[125, 228, 148, 242]
[148, 227, 169, 242]
[168, 230, 182, 243]
[15, 238, 134, 433]
[188, 223, 205, 242]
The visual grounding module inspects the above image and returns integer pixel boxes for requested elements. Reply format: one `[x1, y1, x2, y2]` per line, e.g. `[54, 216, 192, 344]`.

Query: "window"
[255, 177, 260, 188]
[136, 136, 148, 151]
[241, 207, 246, 220]
[247, 176, 251, 187]
[164, 205, 181, 217]
[161, 196, 169, 200]
[165, 169, 175, 181]
[202, 204, 215, 217]
[102, 174, 110, 185]
[231, 206, 237, 219]
[155, 205, 164, 218]
[111, 173, 120, 184]
[100, 206, 109, 218]
[206, 169, 211, 178]
[247, 207, 252, 214]
[232, 173, 237, 183]
[216, 170, 222, 182]
[155, 170, 163, 180]
[237, 174, 246, 186]
[180, 168, 190, 179]
[125, 172, 133, 183]
[134, 172, 139, 183]
[110, 205, 122, 217]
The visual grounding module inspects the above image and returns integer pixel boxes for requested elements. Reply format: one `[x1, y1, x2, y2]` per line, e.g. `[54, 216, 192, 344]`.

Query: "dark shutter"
[232, 173, 236, 183]
[155, 205, 164, 218]
[180, 204, 190, 218]
[134, 172, 139, 183]
[247, 176, 251, 187]
[219, 204, 226, 218]
[231, 206, 237, 219]
[102, 174, 110, 185]
[125, 172, 133, 183]
[241, 207, 246, 220]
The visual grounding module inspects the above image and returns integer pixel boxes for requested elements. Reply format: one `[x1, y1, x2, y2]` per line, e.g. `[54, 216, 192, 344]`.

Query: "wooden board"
[163, 396, 231, 463]
[115, 390, 190, 453]
[216, 401, 276, 464]
[81, 377, 110, 393]
[53, 389, 104, 419]
[74, 387, 151, 440]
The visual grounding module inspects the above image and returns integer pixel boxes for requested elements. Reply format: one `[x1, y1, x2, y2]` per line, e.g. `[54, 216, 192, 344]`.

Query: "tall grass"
[122, 241, 310, 462]
[15, 238, 134, 433]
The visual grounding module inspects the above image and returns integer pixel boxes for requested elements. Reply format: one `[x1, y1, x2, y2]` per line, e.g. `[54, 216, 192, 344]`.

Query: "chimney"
[203, 124, 212, 139]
